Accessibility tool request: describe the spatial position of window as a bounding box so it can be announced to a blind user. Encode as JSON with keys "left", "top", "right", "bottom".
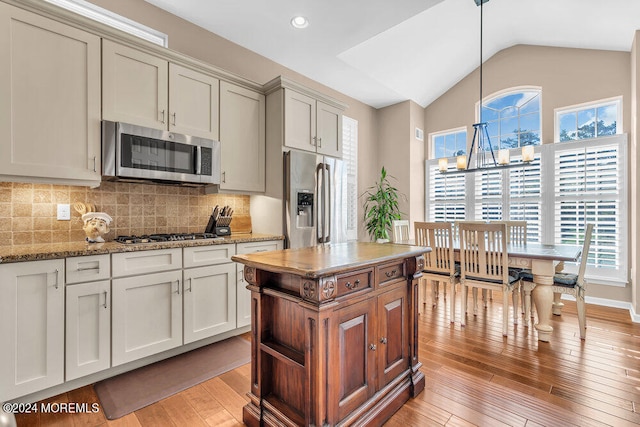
{"left": 481, "top": 89, "right": 541, "bottom": 151}
{"left": 343, "top": 116, "right": 358, "bottom": 241}
{"left": 44, "top": 0, "right": 168, "bottom": 47}
{"left": 556, "top": 97, "right": 621, "bottom": 142}
{"left": 425, "top": 134, "right": 628, "bottom": 285}
{"left": 430, "top": 128, "right": 466, "bottom": 159}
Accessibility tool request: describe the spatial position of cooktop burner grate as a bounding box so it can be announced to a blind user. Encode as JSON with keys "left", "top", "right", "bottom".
{"left": 115, "top": 233, "right": 218, "bottom": 244}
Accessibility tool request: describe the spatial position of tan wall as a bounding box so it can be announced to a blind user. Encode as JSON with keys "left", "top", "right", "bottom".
{"left": 425, "top": 44, "right": 633, "bottom": 304}
{"left": 0, "top": 182, "right": 248, "bottom": 246}
{"left": 409, "top": 100, "right": 426, "bottom": 232}
{"left": 88, "top": 0, "right": 380, "bottom": 241}
{"left": 425, "top": 44, "right": 630, "bottom": 149}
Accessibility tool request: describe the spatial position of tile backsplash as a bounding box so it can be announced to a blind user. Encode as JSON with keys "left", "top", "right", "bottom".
{"left": 0, "top": 182, "right": 249, "bottom": 247}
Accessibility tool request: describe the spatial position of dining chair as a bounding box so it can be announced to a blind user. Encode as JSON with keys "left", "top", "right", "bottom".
{"left": 489, "top": 220, "right": 527, "bottom": 311}
{"left": 519, "top": 223, "right": 593, "bottom": 339}
{"left": 414, "top": 222, "right": 459, "bottom": 322}
{"left": 459, "top": 222, "right": 520, "bottom": 336}
{"left": 392, "top": 220, "right": 410, "bottom": 243}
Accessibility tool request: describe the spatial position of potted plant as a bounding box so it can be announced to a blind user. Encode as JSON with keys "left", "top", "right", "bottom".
{"left": 362, "top": 166, "right": 404, "bottom": 242}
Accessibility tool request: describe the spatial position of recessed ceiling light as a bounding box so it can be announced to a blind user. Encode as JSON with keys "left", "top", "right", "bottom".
{"left": 290, "top": 16, "right": 309, "bottom": 29}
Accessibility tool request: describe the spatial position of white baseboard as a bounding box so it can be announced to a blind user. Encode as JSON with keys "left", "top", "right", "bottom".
{"left": 560, "top": 294, "right": 639, "bottom": 323}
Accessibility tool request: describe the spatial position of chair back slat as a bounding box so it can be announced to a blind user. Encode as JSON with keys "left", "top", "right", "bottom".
{"left": 392, "top": 220, "right": 410, "bottom": 243}
{"left": 459, "top": 223, "right": 508, "bottom": 283}
{"left": 414, "top": 222, "right": 455, "bottom": 275}
{"left": 490, "top": 220, "right": 527, "bottom": 244}
{"left": 577, "top": 223, "right": 594, "bottom": 285}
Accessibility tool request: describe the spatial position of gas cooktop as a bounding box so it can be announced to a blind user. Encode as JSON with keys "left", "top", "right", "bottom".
{"left": 115, "top": 233, "right": 223, "bottom": 244}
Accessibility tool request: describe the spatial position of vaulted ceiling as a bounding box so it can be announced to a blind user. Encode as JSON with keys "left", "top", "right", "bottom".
{"left": 144, "top": 0, "right": 640, "bottom": 109}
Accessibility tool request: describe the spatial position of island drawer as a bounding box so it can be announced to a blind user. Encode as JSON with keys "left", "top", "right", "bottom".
{"left": 377, "top": 261, "right": 406, "bottom": 286}
{"left": 336, "top": 268, "right": 372, "bottom": 297}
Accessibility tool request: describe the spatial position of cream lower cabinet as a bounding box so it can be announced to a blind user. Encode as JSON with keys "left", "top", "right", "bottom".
{"left": 111, "top": 249, "right": 183, "bottom": 366}
{"left": 0, "top": 260, "right": 64, "bottom": 401}
{"left": 219, "top": 81, "right": 265, "bottom": 192}
{"left": 183, "top": 263, "right": 236, "bottom": 343}
{"left": 0, "top": 2, "right": 101, "bottom": 186}
{"left": 65, "top": 254, "right": 111, "bottom": 381}
{"left": 235, "top": 240, "right": 283, "bottom": 327}
{"left": 183, "top": 244, "right": 237, "bottom": 343}
{"left": 103, "top": 40, "right": 219, "bottom": 140}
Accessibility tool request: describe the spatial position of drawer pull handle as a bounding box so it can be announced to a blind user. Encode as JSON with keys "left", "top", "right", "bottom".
{"left": 175, "top": 280, "right": 181, "bottom": 295}
{"left": 345, "top": 279, "right": 361, "bottom": 290}
{"left": 186, "top": 278, "right": 192, "bottom": 293}
{"left": 77, "top": 266, "right": 99, "bottom": 271}
{"left": 160, "top": 109, "right": 166, "bottom": 124}
{"left": 103, "top": 291, "right": 108, "bottom": 309}
{"left": 385, "top": 269, "right": 398, "bottom": 278}
{"left": 52, "top": 269, "right": 59, "bottom": 289}
{"left": 369, "top": 344, "right": 377, "bottom": 351}
{"left": 380, "top": 337, "right": 387, "bottom": 344}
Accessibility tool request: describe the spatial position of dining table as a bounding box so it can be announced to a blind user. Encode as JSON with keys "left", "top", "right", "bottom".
{"left": 402, "top": 239, "right": 582, "bottom": 342}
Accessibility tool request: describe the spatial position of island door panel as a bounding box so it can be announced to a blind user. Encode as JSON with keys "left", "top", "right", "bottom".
{"left": 378, "top": 285, "right": 409, "bottom": 389}
{"left": 332, "top": 298, "right": 376, "bottom": 421}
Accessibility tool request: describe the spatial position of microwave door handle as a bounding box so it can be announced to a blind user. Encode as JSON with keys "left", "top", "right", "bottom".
{"left": 195, "top": 146, "right": 202, "bottom": 175}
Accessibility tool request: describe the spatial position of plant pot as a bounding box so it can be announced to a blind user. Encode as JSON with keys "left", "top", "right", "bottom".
{"left": 376, "top": 238, "right": 390, "bottom": 244}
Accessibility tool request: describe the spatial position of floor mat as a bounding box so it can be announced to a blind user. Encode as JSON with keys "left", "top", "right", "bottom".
{"left": 94, "top": 336, "right": 250, "bottom": 420}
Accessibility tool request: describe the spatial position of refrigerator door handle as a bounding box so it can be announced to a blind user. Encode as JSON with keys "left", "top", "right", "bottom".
{"left": 325, "top": 163, "right": 331, "bottom": 243}
{"left": 316, "top": 162, "right": 324, "bottom": 243}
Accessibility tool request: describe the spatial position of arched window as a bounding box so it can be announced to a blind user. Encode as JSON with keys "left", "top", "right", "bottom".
{"left": 480, "top": 88, "right": 541, "bottom": 150}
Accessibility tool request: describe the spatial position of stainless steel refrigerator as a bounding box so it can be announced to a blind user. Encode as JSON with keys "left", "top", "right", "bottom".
{"left": 284, "top": 150, "right": 348, "bottom": 249}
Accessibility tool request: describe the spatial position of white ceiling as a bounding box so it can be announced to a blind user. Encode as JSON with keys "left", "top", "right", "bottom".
{"left": 144, "top": 0, "right": 640, "bottom": 109}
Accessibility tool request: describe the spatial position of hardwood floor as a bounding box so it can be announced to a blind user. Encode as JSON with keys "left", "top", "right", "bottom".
{"left": 14, "top": 290, "right": 640, "bottom": 426}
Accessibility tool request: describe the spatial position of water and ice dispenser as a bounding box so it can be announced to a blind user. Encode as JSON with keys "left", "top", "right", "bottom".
{"left": 296, "top": 191, "right": 314, "bottom": 228}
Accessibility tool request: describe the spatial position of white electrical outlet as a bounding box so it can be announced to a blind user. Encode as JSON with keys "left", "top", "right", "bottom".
{"left": 57, "top": 204, "right": 71, "bottom": 220}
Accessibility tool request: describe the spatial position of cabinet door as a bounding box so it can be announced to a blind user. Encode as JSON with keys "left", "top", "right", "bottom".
{"left": 284, "top": 89, "right": 316, "bottom": 152}
{"left": 65, "top": 280, "right": 110, "bottom": 381}
{"left": 183, "top": 263, "right": 236, "bottom": 344}
{"left": 169, "top": 63, "right": 219, "bottom": 140}
{"left": 102, "top": 39, "right": 168, "bottom": 130}
{"left": 220, "top": 81, "right": 265, "bottom": 192}
{"left": 112, "top": 270, "right": 182, "bottom": 366}
{"left": 0, "top": 3, "right": 101, "bottom": 183}
{"left": 236, "top": 240, "right": 283, "bottom": 327}
{"left": 316, "top": 101, "right": 342, "bottom": 158}
{"left": 377, "top": 285, "right": 409, "bottom": 389}
{"left": 331, "top": 298, "right": 376, "bottom": 421}
{"left": 0, "top": 260, "right": 64, "bottom": 401}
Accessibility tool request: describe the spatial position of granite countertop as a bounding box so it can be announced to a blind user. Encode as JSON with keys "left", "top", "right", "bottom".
{"left": 0, "top": 233, "right": 284, "bottom": 264}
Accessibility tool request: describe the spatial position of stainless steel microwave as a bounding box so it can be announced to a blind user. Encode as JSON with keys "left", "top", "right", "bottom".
{"left": 102, "top": 121, "right": 221, "bottom": 186}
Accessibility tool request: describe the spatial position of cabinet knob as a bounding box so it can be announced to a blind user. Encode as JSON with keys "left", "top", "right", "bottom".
{"left": 380, "top": 337, "right": 387, "bottom": 344}
{"left": 369, "top": 344, "right": 377, "bottom": 351}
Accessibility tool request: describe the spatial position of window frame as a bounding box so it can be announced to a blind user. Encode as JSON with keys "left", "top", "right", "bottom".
{"left": 476, "top": 86, "right": 543, "bottom": 150}
{"left": 428, "top": 126, "right": 467, "bottom": 160}
{"left": 554, "top": 96, "right": 622, "bottom": 143}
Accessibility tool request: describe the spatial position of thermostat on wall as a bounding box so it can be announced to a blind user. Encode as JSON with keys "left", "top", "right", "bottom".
{"left": 415, "top": 127, "right": 424, "bottom": 141}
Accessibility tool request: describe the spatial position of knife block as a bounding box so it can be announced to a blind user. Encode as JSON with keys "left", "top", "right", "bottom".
{"left": 214, "top": 216, "right": 232, "bottom": 236}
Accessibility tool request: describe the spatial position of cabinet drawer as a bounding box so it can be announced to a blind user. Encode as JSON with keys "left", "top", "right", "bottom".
{"left": 183, "top": 244, "right": 235, "bottom": 268}
{"left": 236, "top": 240, "right": 283, "bottom": 255}
{"left": 66, "top": 254, "right": 110, "bottom": 284}
{"left": 377, "top": 261, "right": 405, "bottom": 286}
{"left": 336, "top": 268, "right": 372, "bottom": 297}
{"left": 112, "top": 248, "right": 182, "bottom": 278}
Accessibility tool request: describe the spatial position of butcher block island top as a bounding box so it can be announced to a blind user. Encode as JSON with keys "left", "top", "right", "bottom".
{"left": 233, "top": 242, "right": 430, "bottom": 427}
{"left": 231, "top": 241, "right": 430, "bottom": 278}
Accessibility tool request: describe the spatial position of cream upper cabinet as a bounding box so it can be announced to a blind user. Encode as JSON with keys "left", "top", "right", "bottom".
{"left": 169, "top": 63, "right": 219, "bottom": 140}
{"left": 103, "top": 40, "right": 220, "bottom": 140}
{"left": 0, "top": 3, "right": 101, "bottom": 186}
{"left": 102, "top": 40, "right": 168, "bottom": 130}
{"left": 219, "top": 81, "right": 265, "bottom": 192}
{"left": 284, "top": 88, "right": 343, "bottom": 158}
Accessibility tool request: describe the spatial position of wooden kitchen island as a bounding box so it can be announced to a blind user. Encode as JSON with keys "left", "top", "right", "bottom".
{"left": 232, "top": 242, "right": 428, "bottom": 426}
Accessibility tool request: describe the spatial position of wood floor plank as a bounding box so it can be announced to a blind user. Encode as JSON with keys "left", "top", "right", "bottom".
{"left": 132, "top": 403, "right": 175, "bottom": 427}
{"left": 200, "top": 376, "right": 247, "bottom": 423}
{"left": 66, "top": 385, "right": 106, "bottom": 427}
{"left": 159, "top": 393, "right": 208, "bottom": 427}
{"left": 179, "top": 383, "right": 225, "bottom": 421}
